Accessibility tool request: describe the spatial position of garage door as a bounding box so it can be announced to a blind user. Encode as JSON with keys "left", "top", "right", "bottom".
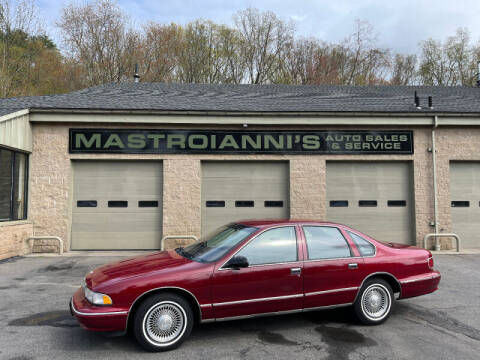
{"left": 72, "top": 161, "right": 163, "bottom": 250}
{"left": 201, "top": 162, "right": 289, "bottom": 236}
{"left": 326, "top": 162, "right": 414, "bottom": 244}
{"left": 450, "top": 162, "right": 480, "bottom": 249}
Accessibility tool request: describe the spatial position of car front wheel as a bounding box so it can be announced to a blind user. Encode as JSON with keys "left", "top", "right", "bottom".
{"left": 133, "top": 293, "right": 194, "bottom": 351}
{"left": 354, "top": 278, "right": 393, "bottom": 325}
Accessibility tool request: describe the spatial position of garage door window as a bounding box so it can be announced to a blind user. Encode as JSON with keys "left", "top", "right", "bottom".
{"left": 359, "top": 200, "right": 377, "bottom": 207}
{"left": 235, "top": 200, "right": 254, "bottom": 207}
{"left": 347, "top": 231, "right": 376, "bottom": 256}
{"left": 0, "top": 148, "right": 28, "bottom": 221}
{"left": 77, "top": 200, "right": 97, "bottom": 207}
{"left": 303, "top": 226, "right": 352, "bottom": 260}
{"left": 330, "top": 200, "right": 348, "bottom": 207}
{"left": 108, "top": 200, "right": 128, "bottom": 207}
{"left": 138, "top": 201, "right": 158, "bottom": 207}
{"left": 236, "top": 227, "right": 297, "bottom": 265}
{"left": 451, "top": 201, "right": 469, "bottom": 207}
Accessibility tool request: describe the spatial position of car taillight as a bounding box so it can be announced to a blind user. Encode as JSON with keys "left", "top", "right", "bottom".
{"left": 428, "top": 256, "right": 434, "bottom": 270}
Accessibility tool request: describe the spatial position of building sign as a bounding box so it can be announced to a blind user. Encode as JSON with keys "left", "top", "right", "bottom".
{"left": 69, "top": 129, "right": 413, "bottom": 155}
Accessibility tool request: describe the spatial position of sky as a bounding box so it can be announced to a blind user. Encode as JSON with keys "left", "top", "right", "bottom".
{"left": 37, "top": 0, "right": 480, "bottom": 54}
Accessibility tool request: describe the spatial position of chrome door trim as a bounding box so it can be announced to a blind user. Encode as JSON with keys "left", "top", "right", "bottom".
{"left": 220, "top": 260, "right": 302, "bottom": 271}
{"left": 212, "top": 293, "right": 304, "bottom": 307}
{"left": 303, "top": 302, "right": 353, "bottom": 312}
{"left": 305, "top": 286, "right": 359, "bottom": 297}
{"left": 201, "top": 302, "right": 354, "bottom": 323}
{"left": 218, "top": 225, "right": 299, "bottom": 270}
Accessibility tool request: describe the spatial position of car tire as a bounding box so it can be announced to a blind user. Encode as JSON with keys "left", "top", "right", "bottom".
{"left": 133, "top": 293, "right": 194, "bottom": 352}
{"left": 354, "top": 278, "right": 394, "bottom": 325}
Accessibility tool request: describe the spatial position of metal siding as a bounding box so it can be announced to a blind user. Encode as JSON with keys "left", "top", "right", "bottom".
{"left": 450, "top": 162, "right": 480, "bottom": 249}
{"left": 72, "top": 161, "right": 163, "bottom": 250}
{"left": 326, "top": 162, "right": 414, "bottom": 244}
{"left": 0, "top": 111, "right": 32, "bottom": 152}
{"left": 201, "top": 161, "right": 289, "bottom": 235}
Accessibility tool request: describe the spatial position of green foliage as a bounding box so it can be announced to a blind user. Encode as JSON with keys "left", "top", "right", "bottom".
{"left": 3, "top": 0, "right": 480, "bottom": 99}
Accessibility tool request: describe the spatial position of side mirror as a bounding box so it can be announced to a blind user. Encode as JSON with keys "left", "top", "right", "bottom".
{"left": 224, "top": 255, "right": 249, "bottom": 270}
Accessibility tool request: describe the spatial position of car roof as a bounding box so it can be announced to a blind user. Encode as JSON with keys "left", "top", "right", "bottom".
{"left": 236, "top": 219, "right": 345, "bottom": 228}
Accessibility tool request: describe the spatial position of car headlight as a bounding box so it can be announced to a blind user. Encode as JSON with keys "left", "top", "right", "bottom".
{"left": 83, "top": 282, "right": 113, "bottom": 306}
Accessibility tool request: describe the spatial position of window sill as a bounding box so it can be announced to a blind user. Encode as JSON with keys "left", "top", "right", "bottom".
{"left": 0, "top": 220, "right": 32, "bottom": 227}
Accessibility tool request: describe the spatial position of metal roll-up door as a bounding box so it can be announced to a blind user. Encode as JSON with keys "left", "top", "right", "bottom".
{"left": 450, "top": 162, "right": 480, "bottom": 249}
{"left": 327, "top": 161, "right": 414, "bottom": 244}
{"left": 201, "top": 161, "right": 289, "bottom": 236}
{"left": 72, "top": 161, "right": 163, "bottom": 250}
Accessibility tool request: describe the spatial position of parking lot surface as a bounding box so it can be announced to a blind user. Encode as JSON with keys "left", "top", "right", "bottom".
{"left": 0, "top": 254, "right": 478, "bottom": 360}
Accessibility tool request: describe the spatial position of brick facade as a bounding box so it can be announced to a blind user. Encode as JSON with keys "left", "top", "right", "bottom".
{"left": 0, "top": 222, "right": 33, "bottom": 260}
{"left": 2, "top": 120, "right": 479, "bottom": 258}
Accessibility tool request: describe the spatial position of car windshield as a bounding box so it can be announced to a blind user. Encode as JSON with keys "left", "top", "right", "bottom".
{"left": 176, "top": 224, "right": 258, "bottom": 263}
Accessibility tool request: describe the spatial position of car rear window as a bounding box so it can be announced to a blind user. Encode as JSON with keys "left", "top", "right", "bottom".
{"left": 347, "top": 231, "right": 376, "bottom": 256}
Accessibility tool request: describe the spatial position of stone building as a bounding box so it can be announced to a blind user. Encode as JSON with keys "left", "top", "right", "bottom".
{"left": 0, "top": 83, "right": 479, "bottom": 259}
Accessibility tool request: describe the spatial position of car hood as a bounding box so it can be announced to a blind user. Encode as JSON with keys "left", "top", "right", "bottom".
{"left": 85, "top": 250, "right": 191, "bottom": 290}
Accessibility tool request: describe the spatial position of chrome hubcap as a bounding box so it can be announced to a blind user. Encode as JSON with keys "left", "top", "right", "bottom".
{"left": 361, "top": 284, "right": 390, "bottom": 320}
{"left": 144, "top": 302, "right": 186, "bottom": 345}
{"left": 158, "top": 314, "right": 173, "bottom": 331}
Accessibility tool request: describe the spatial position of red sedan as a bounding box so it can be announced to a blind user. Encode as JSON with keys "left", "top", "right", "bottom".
{"left": 70, "top": 220, "right": 440, "bottom": 351}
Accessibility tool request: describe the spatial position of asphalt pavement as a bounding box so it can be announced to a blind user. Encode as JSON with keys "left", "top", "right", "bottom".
{"left": 0, "top": 254, "right": 478, "bottom": 360}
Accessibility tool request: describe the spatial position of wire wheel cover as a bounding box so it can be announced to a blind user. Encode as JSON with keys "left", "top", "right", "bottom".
{"left": 144, "top": 302, "right": 186, "bottom": 344}
{"left": 361, "top": 285, "right": 390, "bottom": 320}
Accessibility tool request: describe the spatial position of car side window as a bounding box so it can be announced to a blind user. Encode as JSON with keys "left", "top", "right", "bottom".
{"left": 235, "top": 227, "right": 297, "bottom": 266}
{"left": 348, "top": 231, "right": 375, "bottom": 256}
{"left": 303, "top": 226, "right": 352, "bottom": 260}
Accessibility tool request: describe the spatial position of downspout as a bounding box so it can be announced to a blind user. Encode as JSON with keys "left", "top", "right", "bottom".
{"left": 432, "top": 115, "right": 440, "bottom": 251}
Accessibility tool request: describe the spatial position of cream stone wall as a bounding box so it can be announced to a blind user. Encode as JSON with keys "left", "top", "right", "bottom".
{"left": 19, "top": 120, "right": 480, "bottom": 256}
{"left": 0, "top": 222, "right": 33, "bottom": 260}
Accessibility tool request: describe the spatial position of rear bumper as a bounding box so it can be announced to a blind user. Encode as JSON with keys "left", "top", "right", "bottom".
{"left": 399, "top": 271, "right": 441, "bottom": 299}
{"left": 70, "top": 287, "right": 128, "bottom": 332}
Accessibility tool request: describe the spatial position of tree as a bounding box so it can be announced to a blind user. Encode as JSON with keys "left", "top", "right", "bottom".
{"left": 140, "top": 22, "right": 182, "bottom": 82}
{"left": 390, "top": 54, "right": 417, "bottom": 85}
{"left": 419, "top": 28, "right": 476, "bottom": 86}
{"left": 234, "top": 8, "right": 293, "bottom": 84}
{"left": 338, "top": 19, "right": 391, "bottom": 85}
{"left": 58, "top": 0, "right": 140, "bottom": 86}
{"left": 0, "top": 0, "right": 44, "bottom": 97}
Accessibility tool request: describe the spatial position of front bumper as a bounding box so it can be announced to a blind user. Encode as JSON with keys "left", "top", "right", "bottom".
{"left": 70, "top": 287, "right": 129, "bottom": 332}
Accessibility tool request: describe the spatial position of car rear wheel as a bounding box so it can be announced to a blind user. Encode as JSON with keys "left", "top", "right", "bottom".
{"left": 354, "top": 278, "right": 393, "bottom": 325}
{"left": 133, "top": 293, "right": 193, "bottom": 351}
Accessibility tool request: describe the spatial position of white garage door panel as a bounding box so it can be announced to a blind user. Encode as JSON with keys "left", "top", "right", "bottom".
{"left": 72, "top": 161, "right": 162, "bottom": 250}
{"left": 202, "top": 162, "right": 289, "bottom": 236}
{"left": 327, "top": 162, "right": 414, "bottom": 244}
{"left": 450, "top": 162, "right": 480, "bottom": 249}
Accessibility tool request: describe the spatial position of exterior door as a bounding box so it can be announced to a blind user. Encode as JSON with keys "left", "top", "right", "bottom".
{"left": 450, "top": 162, "right": 480, "bottom": 249}
{"left": 326, "top": 161, "right": 414, "bottom": 244}
{"left": 201, "top": 161, "right": 289, "bottom": 236}
{"left": 301, "top": 225, "right": 365, "bottom": 309}
{"left": 211, "top": 226, "right": 303, "bottom": 319}
{"left": 72, "top": 161, "right": 163, "bottom": 250}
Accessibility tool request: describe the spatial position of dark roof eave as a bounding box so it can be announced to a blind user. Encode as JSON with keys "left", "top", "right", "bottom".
{"left": 27, "top": 107, "right": 480, "bottom": 118}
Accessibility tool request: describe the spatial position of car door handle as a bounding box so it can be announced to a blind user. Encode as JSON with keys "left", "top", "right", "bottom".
{"left": 290, "top": 267, "right": 302, "bottom": 276}
{"left": 348, "top": 263, "right": 358, "bottom": 269}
